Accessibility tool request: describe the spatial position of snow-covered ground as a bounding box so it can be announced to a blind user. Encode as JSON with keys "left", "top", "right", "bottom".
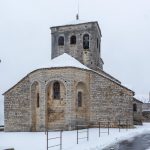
{"left": 0, "top": 123, "right": 150, "bottom": 150}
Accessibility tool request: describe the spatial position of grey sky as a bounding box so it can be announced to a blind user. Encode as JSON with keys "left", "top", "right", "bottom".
{"left": 0, "top": 0, "right": 150, "bottom": 108}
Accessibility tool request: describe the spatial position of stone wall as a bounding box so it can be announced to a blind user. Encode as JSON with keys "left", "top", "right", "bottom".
{"left": 133, "top": 98, "right": 143, "bottom": 125}
{"left": 28, "top": 67, "right": 90, "bottom": 131}
{"left": 89, "top": 72, "right": 134, "bottom": 127}
{"left": 4, "top": 67, "right": 134, "bottom": 131}
{"left": 142, "top": 103, "right": 150, "bottom": 122}
{"left": 4, "top": 77, "right": 31, "bottom": 131}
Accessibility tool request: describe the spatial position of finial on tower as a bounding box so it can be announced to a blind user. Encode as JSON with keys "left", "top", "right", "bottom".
{"left": 76, "top": 14, "right": 79, "bottom": 20}
{"left": 76, "top": 0, "right": 79, "bottom": 20}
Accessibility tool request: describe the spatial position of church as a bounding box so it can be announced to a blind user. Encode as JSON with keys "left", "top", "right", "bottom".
{"left": 3, "top": 20, "right": 134, "bottom": 131}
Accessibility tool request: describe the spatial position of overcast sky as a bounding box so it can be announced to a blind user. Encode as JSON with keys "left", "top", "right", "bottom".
{"left": 0, "top": 0, "right": 150, "bottom": 114}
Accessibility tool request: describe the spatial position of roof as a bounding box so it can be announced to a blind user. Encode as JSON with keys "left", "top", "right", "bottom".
{"left": 47, "top": 53, "right": 90, "bottom": 70}
{"left": 3, "top": 53, "right": 134, "bottom": 96}
{"left": 50, "top": 20, "right": 102, "bottom": 37}
{"left": 133, "top": 97, "right": 143, "bottom": 103}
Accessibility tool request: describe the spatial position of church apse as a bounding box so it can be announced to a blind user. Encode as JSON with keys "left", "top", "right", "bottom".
{"left": 46, "top": 80, "right": 66, "bottom": 130}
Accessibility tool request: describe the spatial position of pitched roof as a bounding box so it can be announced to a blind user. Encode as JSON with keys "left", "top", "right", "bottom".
{"left": 48, "top": 53, "right": 90, "bottom": 70}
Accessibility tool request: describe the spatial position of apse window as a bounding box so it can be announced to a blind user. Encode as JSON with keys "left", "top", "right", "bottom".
{"left": 37, "top": 93, "right": 39, "bottom": 108}
{"left": 58, "top": 36, "right": 64, "bottom": 46}
{"left": 78, "top": 91, "right": 82, "bottom": 107}
{"left": 53, "top": 82, "right": 60, "bottom": 99}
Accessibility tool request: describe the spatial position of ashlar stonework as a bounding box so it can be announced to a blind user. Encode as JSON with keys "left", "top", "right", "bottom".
{"left": 3, "top": 21, "right": 135, "bottom": 131}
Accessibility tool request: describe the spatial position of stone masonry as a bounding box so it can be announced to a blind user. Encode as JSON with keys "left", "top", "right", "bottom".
{"left": 3, "top": 21, "right": 134, "bottom": 131}
{"left": 4, "top": 67, "right": 134, "bottom": 131}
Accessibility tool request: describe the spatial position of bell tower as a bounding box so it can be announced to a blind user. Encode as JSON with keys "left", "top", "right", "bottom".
{"left": 50, "top": 21, "right": 104, "bottom": 70}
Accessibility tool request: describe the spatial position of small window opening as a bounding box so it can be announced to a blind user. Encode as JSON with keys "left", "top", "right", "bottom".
{"left": 53, "top": 82, "right": 60, "bottom": 99}
{"left": 83, "top": 34, "right": 89, "bottom": 49}
{"left": 70, "top": 35, "right": 76, "bottom": 44}
{"left": 78, "top": 91, "right": 82, "bottom": 107}
{"left": 58, "top": 36, "right": 64, "bottom": 46}
{"left": 133, "top": 103, "right": 137, "bottom": 112}
{"left": 37, "top": 93, "right": 39, "bottom": 108}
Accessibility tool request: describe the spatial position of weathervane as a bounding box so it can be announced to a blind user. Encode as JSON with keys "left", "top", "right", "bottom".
{"left": 76, "top": 0, "right": 79, "bottom": 20}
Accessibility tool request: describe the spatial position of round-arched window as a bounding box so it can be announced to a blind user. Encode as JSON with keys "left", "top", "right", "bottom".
{"left": 53, "top": 81, "right": 60, "bottom": 99}
{"left": 58, "top": 36, "right": 64, "bottom": 46}
{"left": 70, "top": 35, "right": 76, "bottom": 44}
{"left": 83, "top": 34, "right": 89, "bottom": 49}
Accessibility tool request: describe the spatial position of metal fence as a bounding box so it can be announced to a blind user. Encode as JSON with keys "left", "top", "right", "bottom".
{"left": 45, "top": 119, "right": 130, "bottom": 149}
{"left": 76, "top": 124, "right": 89, "bottom": 144}
{"left": 46, "top": 129, "right": 63, "bottom": 150}
{"left": 118, "top": 119, "right": 129, "bottom": 132}
{"left": 98, "top": 121, "right": 110, "bottom": 137}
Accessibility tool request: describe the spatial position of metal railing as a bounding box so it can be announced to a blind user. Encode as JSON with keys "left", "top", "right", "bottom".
{"left": 46, "top": 129, "right": 63, "bottom": 150}
{"left": 98, "top": 121, "right": 110, "bottom": 137}
{"left": 76, "top": 124, "right": 89, "bottom": 144}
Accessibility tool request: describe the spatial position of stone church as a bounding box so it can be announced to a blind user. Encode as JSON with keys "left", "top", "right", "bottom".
{"left": 3, "top": 21, "right": 134, "bottom": 131}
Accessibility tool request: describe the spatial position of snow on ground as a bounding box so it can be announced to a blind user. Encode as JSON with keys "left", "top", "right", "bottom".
{"left": 0, "top": 123, "right": 150, "bottom": 150}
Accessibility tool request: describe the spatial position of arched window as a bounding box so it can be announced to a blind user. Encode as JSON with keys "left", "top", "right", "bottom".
{"left": 70, "top": 35, "right": 76, "bottom": 44}
{"left": 37, "top": 93, "right": 39, "bottom": 108}
{"left": 133, "top": 103, "right": 137, "bottom": 112}
{"left": 78, "top": 91, "right": 82, "bottom": 107}
{"left": 58, "top": 36, "right": 64, "bottom": 46}
{"left": 53, "top": 82, "right": 60, "bottom": 99}
{"left": 97, "top": 38, "right": 99, "bottom": 49}
{"left": 83, "top": 34, "right": 89, "bottom": 49}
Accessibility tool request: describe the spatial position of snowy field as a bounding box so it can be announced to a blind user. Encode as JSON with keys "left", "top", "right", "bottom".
{"left": 0, "top": 123, "right": 150, "bottom": 150}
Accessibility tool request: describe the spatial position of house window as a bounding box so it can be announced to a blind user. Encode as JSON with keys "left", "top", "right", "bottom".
{"left": 37, "top": 93, "right": 39, "bottom": 108}
{"left": 53, "top": 82, "right": 60, "bottom": 99}
{"left": 58, "top": 36, "right": 64, "bottom": 46}
{"left": 133, "top": 103, "right": 137, "bottom": 112}
{"left": 78, "top": 91, "right": 82, "bottom": 107}
{"left": 70, "top": 35, "right": 76, "bottom": 44}
{"left": 83, "top": 34, "right": 89, "bottom": 49}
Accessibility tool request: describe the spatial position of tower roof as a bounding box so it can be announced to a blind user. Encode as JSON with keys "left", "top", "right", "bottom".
{"left": 50, "top": 20, "right": 101, "bottom": 33}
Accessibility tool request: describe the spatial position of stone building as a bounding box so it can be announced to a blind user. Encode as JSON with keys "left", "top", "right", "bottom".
{"left": 133, "top": 98, "right": 143, "bottom": 125}
{"left": 142, "top": 103, "right": 150, "bottom": 122}
{"left": 3, "top": 21, "right": 134, "bottom": 131}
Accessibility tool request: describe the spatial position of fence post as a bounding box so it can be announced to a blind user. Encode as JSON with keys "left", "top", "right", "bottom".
{"left": 119, "top": 120, "right": 120, "bottom": 132}
{"left": 126, "top": 120, "right": 128, "bottom": 131}
{"left": 87, "top": 125, "right": 89, "bottom": 141}
{"left": 60, "top": 130, "right": 62, "bottom": 150}
{"left": 46, "top": 130, "right": 48, "bottom": 150}
{"left": 108, "top": 121, "right": 109, "bottom": 135}
{"left": 77, "top": 124, "right": 78, "bottom": 144}
{"left": 99, "top": 122, "right": 100, "bottom": 137}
